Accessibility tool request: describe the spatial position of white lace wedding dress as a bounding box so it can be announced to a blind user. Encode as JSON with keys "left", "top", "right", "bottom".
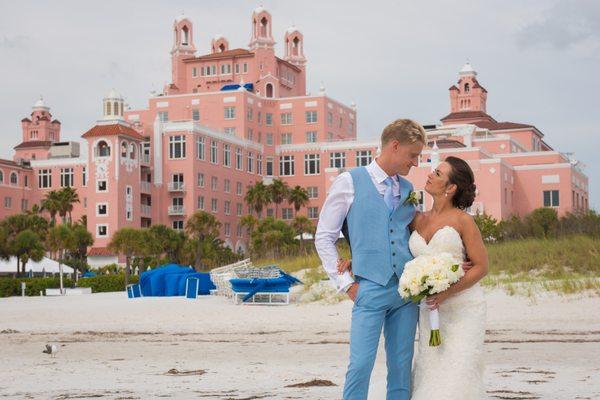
{"left": 409, "top": 225, "right": 488, "bottom": 399}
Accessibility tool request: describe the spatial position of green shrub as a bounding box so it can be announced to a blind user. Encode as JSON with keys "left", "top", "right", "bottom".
{"left": 77, "top": 274, "right": 139, "bottom": 293}
{"left": 0, "top": 274, "right": 139, "bottom": 297}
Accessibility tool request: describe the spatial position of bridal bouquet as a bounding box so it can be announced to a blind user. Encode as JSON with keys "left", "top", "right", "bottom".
{"left": 399, "top": 252, "right": 464, "bottom": 346}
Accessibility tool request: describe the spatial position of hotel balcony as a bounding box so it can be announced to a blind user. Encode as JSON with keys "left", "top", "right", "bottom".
{"left": 141, "top": 153, "right": 151, "bottom": 165}
{"left": 168, "top": 182, "right": 185, "bottom": 192}
{"left": 140, "top": 181, "right": 151, "bottom": 193}
{"left": 141, "top": 204, "right": 151, "bottom": 216}
{"left": 168, "top": 205, "right": 185, "bottom": 215}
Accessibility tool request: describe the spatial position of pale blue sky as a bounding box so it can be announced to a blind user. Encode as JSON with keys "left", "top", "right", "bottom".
{"left": 1, "top": 0, "right": 598, "bottom": 210}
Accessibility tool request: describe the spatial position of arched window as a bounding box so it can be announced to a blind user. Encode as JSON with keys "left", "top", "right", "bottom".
{"left": 260, "top": 17, "right": 268, "bottom": 36}
{"left": 292, "top": 37, "right": 300, "bottom": 56}
{"left": 10, "top": 172, "right": 18, "bottom": 185}
{"left": 121, "top": 141, "right": 128, "bottom": 157}
{"left": 106, "top": 101, "right": 112, "bottom": 115}
{"left": 219, "top": 43, "right": 225, "bottom": 52}
{"left": 113, "top": 101, "right": 119, "bottom": 116}
{"left": 97, "top": 140, "right": 110, "bottom": 157}
{"left": 266, "top": 83, "right": 274, "bottom": 98}
{"left": 182, "top": 26, "right": 189, "bottom": 45}
{"left": 0, "top": 170, "right": 4, "bottom": 183}
{"left": 464, "top": 83, "right": 470, "bottom": 93}
{"left": 129, "top": 143, "right": 136, "bottom": 159}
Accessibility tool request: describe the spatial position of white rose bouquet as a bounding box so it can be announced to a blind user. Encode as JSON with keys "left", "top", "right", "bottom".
{"left": 399, "top": 252, "right": 464, "bottom": 346}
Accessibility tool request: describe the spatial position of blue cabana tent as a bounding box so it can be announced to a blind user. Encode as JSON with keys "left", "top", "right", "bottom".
{"left": 220, "top": 83, "right": 254, "bottom": 91}
{"left": 81, "top": 271, "right": 97, "bottom": 278}
{"left": 139, "top": 264, "right": 216, "bottom": 297}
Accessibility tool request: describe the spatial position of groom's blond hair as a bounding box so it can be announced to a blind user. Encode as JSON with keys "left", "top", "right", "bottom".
{"left": 381, "top": 119, "right": 427, "bottom": 146}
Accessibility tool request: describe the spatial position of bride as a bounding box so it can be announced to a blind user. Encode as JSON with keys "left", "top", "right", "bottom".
{"left": 338, "top": 156, "right": 489, "bottom": 399}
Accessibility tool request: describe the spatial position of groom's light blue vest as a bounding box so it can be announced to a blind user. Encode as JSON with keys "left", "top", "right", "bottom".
{"left": 346, "top": 167, "right": 416, "bottom": 286}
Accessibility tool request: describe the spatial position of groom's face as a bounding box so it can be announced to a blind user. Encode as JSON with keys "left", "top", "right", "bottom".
{"left": 391, "top": 141, "right": 424, "bottom": 176}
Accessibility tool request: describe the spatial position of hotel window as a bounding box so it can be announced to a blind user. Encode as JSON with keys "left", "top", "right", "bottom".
{"left": 306, "top": 131, "right": 317, "bottom": 143}
{"left": 257, "top": 154, "right": 263, "bottom": 175}
{"left": 21, "top": 199, "right": 28, "bottom": 211}
{"left": 327, "top": 112, "right": 333, "bottom": 126}
{"left": 60, "top": 168, "right": 74, "bottom": 187}
{"left": 192, "top": 109, "right": 200, "bottom": 121}
{"left": 304, "top": 154, "right": 320, "bottom": 175}
{"left": 237, "top": 224, "right": 243, "bottom": 237}
{"left": 281, "top": 112, "right": 292, "bottom": 125}
{"left": 224, "top": 201, "right": 231, "bottom": 215}
{"left": 97, "top": 180, "right": 107, "bottom": 192}
{"left": 356, "top": 150, "right": 372, "bottom": 166}
{"left": 0, "top": 170, "right": 3, "bottom": 183}
{"left": 235, "top": 63, "right": 240, "bottom": 74}
{"left": 327, "top": 132, "right": 334, "bottom": 141}
{"left": 543, "top": 190, "right": 559, "bottom": 207}
{"left": 197, "top": 173, "right": 205, "bottom": 187}
{"left": 4, "top": 197, "right": 12, "bottom": 209}
{"left": 172, "top": 220, "right": 184, "bottom": 230}
{"left": 247, "top": 128, "right": 253, "bottom": 141}
{"left": 329, "top": 152, "right": 346, "bottom": 169}
{"left": 82, "top": 167, "right": 87, "bottom": 186}
{"left": 120, "top": 141, "right": 128, "bottom": 158}
{"left": 267, "top": 208, "right": 274, "bottom": 217}
{"left": 201, "top": 66, "right": 205, "bottom": 76}
{"left": 282, "top": 208, "right": 293, "bottom": 220}
{"left": 243, "top": 62, "right": 248, "bottom": 73}
{"left": 97, "top": 203, "right": 108, "bottom": 216}
{"left": 266, "top": 113, "right": 273, "bottom": 126}
{"left": 349, "top": 122, "right": 354, "bottom": 133}
{"left": 306, "top": 111, "right": 318, "bottom": 123}
{"left": 281, "top": 132, "right": 292, "bottom": 145}
{"left": 9, "top": 172, "right": 18, "bottom": 186}
{"left": 196, "top": 136, "right": 205, "bottom": 160}
{"left": 224, "top": 223, "right": 231, "bottom": 237}
{"left": 38, "top": 169, "right": 52, "bottom": 188}
{"left": 247, "top": 108, "right": 253, "bottom": 121}
{"left": 211, "top": 198, "right": 218, "bottom": 213}
{"left": 211, "top": 176, "right": 218, "bottom": 191}
{"left": 224, "top": 127, "right": 235, "bottom": 135}
{"left": 307, "top": 186, "right": 319, "bottom": 199}
{"left": 224, "top": 179, "right": 231, "bottom": 193}
{"left": 24, "top": 176, "right": 28, "bottom": 187}
{"left": 266, "top": 157, "right": 274, "bottom": 176}
{"left": 279, "top": 155, "right": 295, "bottom": 176}
{"left": 211, "top": 65, "right": 216, "bottom": 75}
{"left": 223, "top": 144, "right": 231, "bottom": 167}
{"left": 266, "top": 133, "right": 273, "bottom": 146}
{"left": 158, "top": 111, "right": 168, "bottom": 122}
{"left": 192, "top": 67, "right": 197, "bottom": 77}
{"left": 210, "top": 140, "right": 218, "bottom": 164}
{"left": 221, "top": 64, "right": 231, "bottom": 74}
{"left": 247, "top": 152, "right": 254, "bottom": 173}
{"left": 169, "top": 135, "right": 186, "bottom": 159}
{"left": 236, "top": 182, "right": 242, "bottom": 196}
{"left": 224, "top": 106, "right": 236, "bottom": 120}
{"left": 97, "top": 224, "right": 108, "bottom": 237}
{"left": 308, "top": 207, "right": 319, "bottom": 219}
{"left": 235, "top": 148, "right": 243, "bottom": 170}
{"left": 197, "top": 196, "right": 205, "bottom": 210}
{"left": 236, "top": 203, "right": 243, "bottom": 216}
{"left": 257, "top": 111, "right": 262, "bottom": 125}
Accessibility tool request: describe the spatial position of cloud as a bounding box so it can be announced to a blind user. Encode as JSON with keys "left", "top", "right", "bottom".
{"left": 516, "top": 0, "right": 600, "bottom": 50}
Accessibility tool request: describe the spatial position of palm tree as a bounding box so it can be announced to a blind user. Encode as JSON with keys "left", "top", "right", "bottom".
{"left": 268, "top": 179, "right": 290, "bottom": 219}
{"left": 291, "top": 215, "right": 316, "bottom": 252}
{"left": 240, "top": 214, "right": 258, "bottom": 236}
{"left": 244, "top": 181, "right": 271, "bottom": 218}
{"left": 147, "top": 224, "right": 182, "bottom": 265}
{"left": 109, "top": 228, "right": 145, "bottom": 287}
{"left": 41, "top": 191, "right": 61, "bottom": 225}
{"left": 288, "top": 185, "right": 310, "bottom": 216}
{"left": 46, "top": 225, "right": 75, "bottom": 294}
{"left": 70, "top": 224, "right": 93, "bottom": 282}
{"left": 185, "top": 211, "right": 221, "bottom": 271}
{"left": 11, "top": 230, "right": 45, "bottom": 278}
{"left": 57, "top": 187, "right": 80, "bottom": 223}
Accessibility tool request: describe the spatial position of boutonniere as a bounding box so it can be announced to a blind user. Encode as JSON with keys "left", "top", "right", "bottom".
{"left": 403, "top": 190, "right": 419, "bottom": 207}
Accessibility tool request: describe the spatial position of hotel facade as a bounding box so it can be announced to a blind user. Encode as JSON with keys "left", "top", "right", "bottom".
{"left": 0, "top": 8, "right": 589, "bottom": 267}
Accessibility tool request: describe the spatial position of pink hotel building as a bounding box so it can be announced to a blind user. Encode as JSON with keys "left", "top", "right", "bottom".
{"left": 1, "top": 8, "right": 589, "bottom": 268}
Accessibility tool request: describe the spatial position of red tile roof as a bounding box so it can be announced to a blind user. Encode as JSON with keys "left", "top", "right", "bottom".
{"left": 183, "top": 48, "right": 254, "bottom": 62}
{"left": 21, "top": 118, "right": 31, "bottom": 122}
{"left": 88, "top": 247, "right": 116, "bottom": 257}
{"left": 472, "top": 121, "right": 535, "bottom": 131}
{"left": 14, "top": 140, "right": 52, "bottom": 149}
{"left": 82, "top": 123, "right": 144, "bottom": 140}
{"left": 275, "top": 57, "right": 301, "bottom": 72}
{"left": 440, "top": 111, "right": 496, "bottom": 122}
{"left": 449, "top": 85, "right": 459, "bottom": 91}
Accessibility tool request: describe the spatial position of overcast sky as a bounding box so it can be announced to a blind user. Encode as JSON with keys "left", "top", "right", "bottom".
{"left": 1, "top": 0, "right": 598, "bottom": 210}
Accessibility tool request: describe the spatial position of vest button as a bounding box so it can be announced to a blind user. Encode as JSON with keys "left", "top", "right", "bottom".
{"left": 390, "top": 229, "right": 394, "bottom": 233}
{"left": 392, "top": 253, "right": 396, "bottom": 256}
{"left": 391, "top": 241, "right": 395, "bottom": 245}
{"left": 393, "top": 264, "right": 397, "bottom": 268}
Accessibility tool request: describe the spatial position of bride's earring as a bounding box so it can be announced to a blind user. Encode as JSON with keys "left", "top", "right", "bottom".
{"left": 444, "top": 192, "right": 448, "bottom": 197}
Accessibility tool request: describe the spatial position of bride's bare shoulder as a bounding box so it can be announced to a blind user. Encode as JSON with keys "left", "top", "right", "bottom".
{"left": 454, "top": 209, "right": 476, "bottom": 232}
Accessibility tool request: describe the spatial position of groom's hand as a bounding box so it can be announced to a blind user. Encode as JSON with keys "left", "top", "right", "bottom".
{"left": 461, "top": 258, "right": 474, "bottom": 272}
{"left": 347, "top": 282, "right": 359, "bottom": 302}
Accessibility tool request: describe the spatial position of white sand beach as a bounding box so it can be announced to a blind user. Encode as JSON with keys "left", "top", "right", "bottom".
{"left": 1, "top": 289, "right": 599, "bottom": 400}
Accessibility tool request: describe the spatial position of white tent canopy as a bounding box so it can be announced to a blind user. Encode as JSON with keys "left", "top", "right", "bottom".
{"left": 0, "top": 257, "right": 74, "bottom": 274}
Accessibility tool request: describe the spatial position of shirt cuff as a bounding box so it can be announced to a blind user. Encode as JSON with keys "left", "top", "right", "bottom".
{"left": 337, "top": 274, "right": 356, "bottom": 293}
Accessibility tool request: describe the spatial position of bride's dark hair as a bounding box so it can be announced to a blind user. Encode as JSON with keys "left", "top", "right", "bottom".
{"left": 444, "top": 156, "right": 476, "bottom": 210}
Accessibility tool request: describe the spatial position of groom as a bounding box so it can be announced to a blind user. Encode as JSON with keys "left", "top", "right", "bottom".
{"left": 315, "top": 119, "right": 426, "bottom": 400}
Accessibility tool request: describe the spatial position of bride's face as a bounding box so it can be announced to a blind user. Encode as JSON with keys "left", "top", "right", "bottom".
{"left": 424, "top": 162, "right": 455, "bottom": 197}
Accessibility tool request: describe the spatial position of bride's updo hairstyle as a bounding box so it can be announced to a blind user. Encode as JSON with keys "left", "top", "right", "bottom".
{"left": 445, "top": 156, "right": 476, "bottom": 210}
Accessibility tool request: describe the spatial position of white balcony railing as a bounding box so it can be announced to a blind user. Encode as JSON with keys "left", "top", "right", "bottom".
{"left": 140, "top": 181, "right": 151, "bottom": 193}
{"left": 168, "top": 205, "right": 185, "bottom": 215}
{"left": 141, "top": 154, "right": 150, "bottom": 164}
{"left": 141, "top": 204, "right": 151, "bottom": 215}
{"left": 168, "top": 182, "right": 185, "bottom": 192}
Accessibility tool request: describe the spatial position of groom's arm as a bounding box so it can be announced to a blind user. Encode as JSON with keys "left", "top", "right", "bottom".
{"left": 315, "top": 172, "right": 355, "bottom": 293}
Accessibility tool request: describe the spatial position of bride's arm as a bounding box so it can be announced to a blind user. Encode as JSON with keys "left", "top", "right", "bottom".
{"left": 426, "top": 213, "right": 488, "bottom": 310}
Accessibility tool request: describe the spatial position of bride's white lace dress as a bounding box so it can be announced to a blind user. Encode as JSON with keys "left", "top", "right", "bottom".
{"left": 409, "top": 225, "right": 488, "bottom": 399}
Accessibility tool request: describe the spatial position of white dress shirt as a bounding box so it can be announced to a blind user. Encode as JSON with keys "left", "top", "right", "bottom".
{"left": 315, "top": 159, "right": 402, "bottom": 292}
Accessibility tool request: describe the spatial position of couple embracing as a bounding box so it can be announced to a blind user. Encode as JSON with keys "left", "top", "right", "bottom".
{"left": 315, "top": 119, "right": 489, "bottom": 399}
